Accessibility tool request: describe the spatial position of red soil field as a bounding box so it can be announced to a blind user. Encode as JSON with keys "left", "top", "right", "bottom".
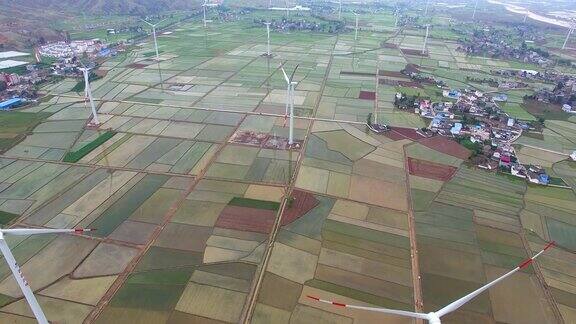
{"left": 387, "top": 127, "right": 425, "bottom": 141}
{"left": 126, "top": 63, "right": 148, "bottom": 69}
{"left": 400, "top": 48, "right": 430, "bottom": 57}
{"left": 216, "top": 206, "right": 276, "bottom": 234}
{"left": 215, "top": 190, "right": 318, "bottom": 234}
{"left": 359, "top": 91, "right": 376, "bottom": 100}
{"left": 378, "top": 70, "right": 405, "bottom": 78}
{"left": 281, "top": 190, "right": 318, "bottom": 226}
{"left": 419, "top": 136, "right": 471, "bottom": 160}
{"left": 408, "top": 158, "right": 457, "bottom": 181}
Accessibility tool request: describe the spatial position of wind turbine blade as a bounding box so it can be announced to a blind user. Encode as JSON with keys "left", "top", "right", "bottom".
{"left": 280, "top": 67, "right": 290, "bottom": 84}
{"left": 436, "top": 241, "right": 555, "bottom": 318}
{"left": 154, "top": 18, "right": 169, "bottom": 26}
{"left": 0, "top": 239, "right": 48, "bottom": 324}
{"left": 289, "top": 64, "right": 299, "bottom": 82}
{"left": 2, "top": 228, "right": 96, "bottom": 236}
{"left": 139, "top": 18, "right": 153, "bottom": 27}
{"left": 307, "top": 296, "right": 430, "bottom": 320}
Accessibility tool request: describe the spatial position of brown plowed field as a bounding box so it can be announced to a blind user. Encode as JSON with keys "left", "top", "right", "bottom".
{"left": 419, "top": 136, "right": 471, "bottom": 160}
{"left": 408, "top": 157, "right": 457, "bottom": 181}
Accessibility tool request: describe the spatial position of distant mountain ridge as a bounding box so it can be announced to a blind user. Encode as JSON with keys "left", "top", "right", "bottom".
{"left": 1, "top": 0, "right": 204, "bottom": 15}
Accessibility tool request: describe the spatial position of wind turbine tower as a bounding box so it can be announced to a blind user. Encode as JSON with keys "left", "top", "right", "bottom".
{"left": 395, "top": 8, "right": 400, "bottom": 28}
{"left": 562, "top": 26, "right": 574, "bottom": 50}
{"left": 281, "top": 65, "right": 298, "bottom": 146}
{"left": 338, "top": 0, "right": 342, "bottom": 19}
{"left": 472, "top": 0, "right": 479, "bottom": 20}
{"left": 424, "top": 0, "right": 430, "bottom": 17}
{"left": 265, "top": 22, "right": 272, "bottom": 56}
{"left": 308, "top": 241, "right": 555, "bottom": 324}
{"left": 0, "top": 227, "right": 95, "bottom": 324}
{"left": 354, "top": 12, "right": 359, "bottom": 41}
{"left": 80, "top": 67, "right": 100, "bottom": 126}
{"left": 422, "top": 25, "right": 430, "bottom": 55}
{"left": 140, "top": 18, "right": 166, "bottom": 90}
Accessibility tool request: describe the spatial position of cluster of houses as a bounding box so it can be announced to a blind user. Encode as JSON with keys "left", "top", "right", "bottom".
{"left": 0, "top": 65, "right": 50, "bottom": 104}
{"left": 38, "top": 40, "right": 111, "bottom": 59}
{"left": 254, "top": 18, "right": 344, "bottom": 33}
{"left": 396, "top": 88, "right": 561, "bottom": 185}
{"left": 456, "top": 27, "right": 553, "bottom": 67}
{"left": 401, "top": 68, "right": 446, "bottom": 88}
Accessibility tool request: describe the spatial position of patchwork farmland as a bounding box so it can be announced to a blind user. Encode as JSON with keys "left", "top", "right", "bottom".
{"left": 0, "top": 4, "right": 575, "bottom": 324}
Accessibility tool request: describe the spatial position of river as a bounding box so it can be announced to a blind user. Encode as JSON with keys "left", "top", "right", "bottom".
{"left": 487, "top": 0, "right": 572, "bottom": 29}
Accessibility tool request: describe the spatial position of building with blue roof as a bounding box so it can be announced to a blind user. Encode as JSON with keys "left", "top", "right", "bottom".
{"left": 0, "top": 98, "right": 22, "bottom": 110}
{"left": 450, "top": 122, "right": 462, "bottom": 135}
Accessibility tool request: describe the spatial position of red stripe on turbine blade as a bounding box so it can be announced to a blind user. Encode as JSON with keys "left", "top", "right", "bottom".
{"left": 306, "top": 295, "right": 320, "bottom": 301}
{"left": 332, "top": 302, "right": 346, "bottom": 307}
{"left": 544, "top": 241, "right": 556, "bottom": 251}
{"left": 518, "top": 258, "right": 534, "bottom": 269}
{"left": 75, "top": 228, "right": 96, "bottom": 233}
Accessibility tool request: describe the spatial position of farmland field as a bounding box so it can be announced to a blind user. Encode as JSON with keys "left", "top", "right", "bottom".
{"left": 0, "top": 3, "right": 575, "bottom": 324}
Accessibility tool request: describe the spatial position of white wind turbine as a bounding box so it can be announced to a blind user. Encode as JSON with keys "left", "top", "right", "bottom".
{"left": 308, "top": 241, "right": 555, "bottom": 324}
{"left": 394, "top": 8, "right": 400, "bottom": 28}
{"left": 338, "top": 0, "right": 342, "bottom": 19}
{"left": 139, "top": 18, "right": 167, "bottom": 62}
{"left": 79, "top": 67, "right": 100, "bottom": 126}
{"left": 472, "top": 0, "right": 479, "bottom": 20}
{"left": 562, "top": 25, "right": 574, "bottom": 50}
{"left": 422, "top": 24, "right": 430, "bottom": 55}
{"left": 424, "top": 0, "right": 430, "bottom": 17}
{"left": 354, "top": 12, "right": 359, "bottom": 41}
{"left": 202, "top": 0, "right": 219, "bottom": 27}
{"left": 140, "top": 18, "right": 167, "bottom": 89}
{"left": 0, "top": 227, "right": 96, "bottom": 324}
{"left": 265, "top": 22, "right": 272, "bottom": 56}
{"left": 280, "top": 64, "right": 299, "bottom": 146}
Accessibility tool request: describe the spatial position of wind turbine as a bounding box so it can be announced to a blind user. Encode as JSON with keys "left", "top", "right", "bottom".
{"left": 265, "top": 22, "right": 272, "bottom": 56}
{"left": 424, "top": 0, "right": 430, "bottom": 17}
{"left": 281, "top": 64, "right": 299, "bottom": 146}
{"left": 422, "top": 25, "right": 430, "bottom": 55}
{"left": 394, "top": 8, "right": 400, "bottom": 28}
{"left": 202, "top": 0, "right": 218, "bottom": 28}
{"left": 308, "top": 241, "right": 555, "bottom": 324}
{"left": 140, "top": 18, "right": 167, "bottom": 90}
{"left": 562, "top": 25, "right": 574, "bottom": 50}
{"left": 0, "top": 227, "right": 95, "bottom": 324}
{"left": 285, "top": 0, "right": 290, "bottom": 17}
{"left": 472, "top": 0, "right": 479, "bottom": 20}
{"left": 79, "top": 67, "right": 100, "bottom": 126}
{"left": 354, "top": 12, "right": 359, "bottom": 41}
{"left": 338, "top": 0, "right": 342, "bottom": 20}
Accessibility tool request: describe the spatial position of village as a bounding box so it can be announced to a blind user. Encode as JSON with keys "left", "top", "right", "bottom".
{"left": 393, "top": 87, "right": 569, "bottom": 186}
